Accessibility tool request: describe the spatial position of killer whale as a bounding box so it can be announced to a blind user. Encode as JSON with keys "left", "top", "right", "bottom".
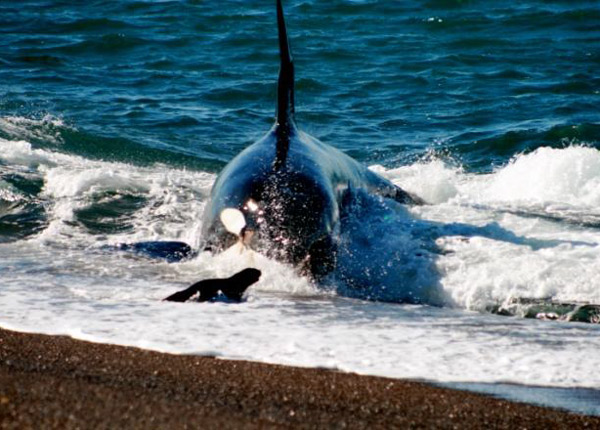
{"left": 202, "top": 0, "right": 423, "bottom": 276}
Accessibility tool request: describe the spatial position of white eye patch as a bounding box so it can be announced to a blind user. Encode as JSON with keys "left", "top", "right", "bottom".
{"left": 220, "top": 208, "right": 246, "bottom": 236}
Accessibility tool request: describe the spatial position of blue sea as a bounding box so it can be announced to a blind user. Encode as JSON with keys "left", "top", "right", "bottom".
{"left": 1, "top": 0, "right": 600, "bottom": 416}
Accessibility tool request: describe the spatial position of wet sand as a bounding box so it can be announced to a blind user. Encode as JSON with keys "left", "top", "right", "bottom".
{"left": 1, "top": 328, "right": 598, "bottom": 429}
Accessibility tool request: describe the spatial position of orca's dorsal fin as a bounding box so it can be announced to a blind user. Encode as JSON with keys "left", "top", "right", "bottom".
{"left": 274, "top": 0, "right": 295, "bottom": 170}
{"left": 276, "top": 0, "right": 294, "bottom": 127}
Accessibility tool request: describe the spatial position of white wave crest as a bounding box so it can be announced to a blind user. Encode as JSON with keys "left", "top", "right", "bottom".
{"left": 487, "top": 146, "right": 600, "bottom": 206}
{"left": 0, "top": 115, "right": 67, "bottom": 145}
{"left": 0, "top": 137, "right": 213, "bottom": 246}
{"left": 375, "top": 146, "right": 600, "bottom": 310}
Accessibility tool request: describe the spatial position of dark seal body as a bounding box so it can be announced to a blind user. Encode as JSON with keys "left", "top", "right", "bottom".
{"left": 164, "top": 268, "right": 261, "bottom": 302}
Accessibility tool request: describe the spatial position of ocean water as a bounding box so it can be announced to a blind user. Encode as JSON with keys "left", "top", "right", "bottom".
{"left": 1, "top": 0, "right": 600, "bottom": 415}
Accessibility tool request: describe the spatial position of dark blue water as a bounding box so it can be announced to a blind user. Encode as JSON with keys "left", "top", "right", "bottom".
{"left": 1, "top": 0, "right": 598, "bottom": 173}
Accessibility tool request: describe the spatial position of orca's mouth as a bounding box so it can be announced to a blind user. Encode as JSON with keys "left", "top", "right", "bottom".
{"left": 216, "top": 204, "right": 336, "bottom": 279}
{"left": 219, "top": 205, "right": 309, "bottom": 263}
{"left": 218, "top": 206, "right": 262, "bottom": 249}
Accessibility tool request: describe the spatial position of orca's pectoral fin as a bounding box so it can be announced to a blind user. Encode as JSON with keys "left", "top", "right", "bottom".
{"left": 393, "top": 186, "right": 426, "bottom": 205}
{"left": 363, "top": 171, "right": 427, "bottom": 206}
{"left": 111, "top": 241, "right": 194, "bottom": 262}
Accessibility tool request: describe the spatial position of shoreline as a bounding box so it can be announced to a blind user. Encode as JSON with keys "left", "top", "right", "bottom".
{"left": 1, "top": 328, "right": 598, "bottom": 429}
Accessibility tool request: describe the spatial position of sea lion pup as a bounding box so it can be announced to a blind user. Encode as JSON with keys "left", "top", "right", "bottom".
{"left": 163, "top": 268, "right": 261, "bottom": 303}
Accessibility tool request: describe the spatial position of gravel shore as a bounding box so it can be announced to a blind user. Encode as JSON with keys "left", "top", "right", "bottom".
{"left": 1, "top": 328, "right": 597, "bottom": 429}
